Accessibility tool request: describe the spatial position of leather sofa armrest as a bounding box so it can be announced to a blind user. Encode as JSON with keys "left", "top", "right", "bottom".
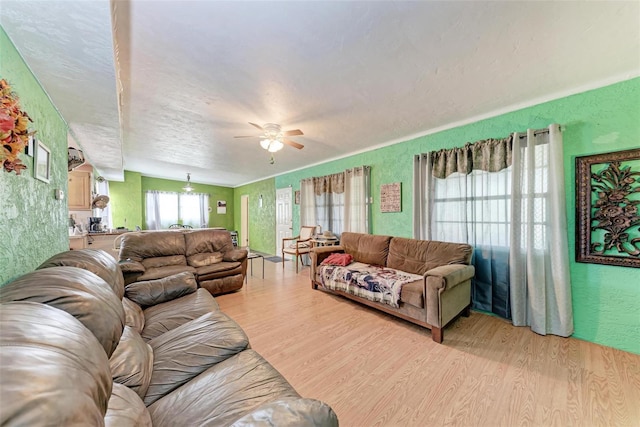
{"left": 125, "top": 272, "right": 197, "bottom": 307}
{"left": 223, "top": 248, "right": 248, "bottom": 262}
{"left": 425, "top": 264, "right": 475, "bottom": 291}
{"left": 119, "top": 260, "right": 146, "bottom": 285}
{"left": 425, "top": 264, "right": 475, "bottom": 328}
{"left": 229, "top": 397, "right": 339, "bottom": 427}
{"left": 310, "top": 246, "right": 345, "bottom": 287}
{"left": 119, "top": 259, "right": 145, "bottom": 274}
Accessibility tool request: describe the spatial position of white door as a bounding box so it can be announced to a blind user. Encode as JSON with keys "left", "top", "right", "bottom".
{"left": 276, "top": 188, "right": 292, "bottom": 257}
{"left": 240, "top": 195, "right": 249, "bottom": 248}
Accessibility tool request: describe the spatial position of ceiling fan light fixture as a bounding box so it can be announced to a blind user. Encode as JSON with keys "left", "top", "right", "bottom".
{"left": 260, "top": 139, "right": 270, "bottom": 150}
{"left": 268, "top": 140, "right": 284, "bottom": 153}
{"left": 183, "top": 173, "right": 194, "bottom": 192}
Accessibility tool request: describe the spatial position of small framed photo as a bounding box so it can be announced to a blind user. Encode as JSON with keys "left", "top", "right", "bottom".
{"left": 34, "top": 140, "right": 51, "bottom": 183}
{"left": 295, "top": 190, "right": 300, "bottom": 205}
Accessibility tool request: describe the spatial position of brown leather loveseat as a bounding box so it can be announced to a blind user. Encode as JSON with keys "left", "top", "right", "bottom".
{"left": 0, "top": 248, "right": 338, "bottom": 426}
{"left": 311, "top": 232, "right": 475, "bottom": 343}
{"left": 118, "top": 229, "right": 247, "bottom": 295}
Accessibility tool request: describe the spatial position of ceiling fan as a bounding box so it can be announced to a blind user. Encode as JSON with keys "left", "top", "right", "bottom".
{"left": 234, "top": 123, "right": 304, "bottom": 152}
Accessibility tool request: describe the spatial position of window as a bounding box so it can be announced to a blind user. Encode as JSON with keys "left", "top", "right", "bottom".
{"left": 145, "top": 191, "right": 209, "bottom": 230}
{"left": 300, "top": 166, "right": 370, "bottom": 236}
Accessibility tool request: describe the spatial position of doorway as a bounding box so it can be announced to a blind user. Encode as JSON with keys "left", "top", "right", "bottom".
{"left": 275, "top": 187, "right": 292, "bottom": 257}
{"left": 240, "top": 195, "right": 249, "bottom": 248}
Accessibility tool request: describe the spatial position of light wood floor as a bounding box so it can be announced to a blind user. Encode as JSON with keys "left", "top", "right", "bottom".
{"left": 216, "top": 259, "right": 640, "bottom": 427}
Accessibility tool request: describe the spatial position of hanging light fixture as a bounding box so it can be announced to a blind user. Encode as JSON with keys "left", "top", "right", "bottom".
{"left": 260, "top": 138, "right": 284, "bottom": 153}
{"left": 182, "top": 173, "right": 194, "bottom": 192}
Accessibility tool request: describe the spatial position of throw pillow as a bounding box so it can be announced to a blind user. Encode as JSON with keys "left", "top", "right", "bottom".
{"left": 321, "top": 253, "right": 354, "bottom": 266}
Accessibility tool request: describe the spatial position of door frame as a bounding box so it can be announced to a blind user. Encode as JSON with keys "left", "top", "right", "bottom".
{"left": 240, "top": 194, "right": 249, "bottom": 248}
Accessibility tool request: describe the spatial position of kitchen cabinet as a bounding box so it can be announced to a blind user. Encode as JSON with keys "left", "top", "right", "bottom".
{"left": 68, "top": 171, "right": 91, "bottom": 210}
{"left": 87, "top": 233, "right": 121, "bottom": 259}
{"left": 69, "top": 235, "right": 87, "bottom": 250}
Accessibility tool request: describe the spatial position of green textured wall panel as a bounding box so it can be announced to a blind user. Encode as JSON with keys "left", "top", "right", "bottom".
{"left": 276, "top": 78, "right": 640, "bottom": 353}
{"left": 0, "top": 28, "right": 68, "bottom": 284}
{"left": 141, "top": 176, "right": 234, "bottom": 229}
{"left": 233, "top": 178, "right": 275, "bottom": 254}
{"left": 108, "top": 170, "right": 142, "bottom": 229}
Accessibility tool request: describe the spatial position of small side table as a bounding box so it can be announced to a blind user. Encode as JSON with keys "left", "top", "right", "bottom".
{"left": 246, "top": 253, "right": 264, "bottom": 282}
{"left": 311, "top": 237, "right": 340, "bottom": 248}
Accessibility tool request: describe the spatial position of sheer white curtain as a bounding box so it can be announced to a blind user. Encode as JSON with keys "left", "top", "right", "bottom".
{"left": 300, "top": 178, "right": 317, "bottom": 228}
{"left": 179, "top": 193, "right": 209, "bottom": 228}
{"left": 344, "top": 166, "right": 371, "bottom": 233}
{"left": 413, "top": 124, "right": 573, "bottom": 336}
{"left": 510, "top": 125, "right": 573, "bottom": 336}
{"left": 300, "top": 166, "right": 370, "bottom": 237}
{"left": 146, "top": 191, "right": 178, "bottom": 230}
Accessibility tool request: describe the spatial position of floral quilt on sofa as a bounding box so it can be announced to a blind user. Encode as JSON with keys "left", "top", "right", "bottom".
{"left": 318, "top": 262, "right": 423, "bottom": 308}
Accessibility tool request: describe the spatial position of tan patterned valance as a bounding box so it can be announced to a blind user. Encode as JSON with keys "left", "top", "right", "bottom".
{"left": 430, "top": 136, "right": 513, "bottom": 178}
{"left": 301, "top": 166, "right": 370, "bottom": 196}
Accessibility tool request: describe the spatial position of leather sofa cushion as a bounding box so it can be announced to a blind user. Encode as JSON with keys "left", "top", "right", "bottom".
{"left": 125, "top": 272, "right": 197, "bottom": 307}
{"left": 184, "top": 229, "right": 234, "bottom": 257}
{"left": 144, "top": 312, "right": 250, "bottom": 406}
{"left": 187, "top": 252, "right": 223, "bottom": 267}
{"left": 141, "top": 289, "right": 220, "bottom": 341}
{"left": 122, "top": 297, "right": 145, "bottom": 333}
{"left": 196, "top": 261, "right": 241, "bottom": 277}
{"left": 38, "top": 249, "right": 125, "bottom": 300}
{"left": 387, "top": 238, "right": 473, "bottom": 275}
{"left": 137, "top": 265, "right": 196, "bottom": 282}
{"left": 109, "top": 326, "right": 154, "bottom": 399}
{"left": 119, "top": 231, "right": 186, "bottom": 262}
{"left": 229, "top": 398, "right": 339, "bottom": 427}
{"left": 105, "top": 383, "right": 152, "bottom": 427}
{"left": 0, "top": 302, "right": 112, "bottom": 425}
{"left": 340, "top": 232, "right": 392, "bottom": 267}
{"left": 0, "top": 267, "right": 125, "bottom": 358}
{"left": 141, "top": 255, "right": 187, "bottom": 269}
{"left": 147, "top": 350, "right": 300, "bottom": 427}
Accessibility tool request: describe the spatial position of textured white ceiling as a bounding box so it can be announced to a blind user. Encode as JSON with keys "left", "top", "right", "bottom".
{"left": 2, "top": 1, "right": 639, "bottom": 186}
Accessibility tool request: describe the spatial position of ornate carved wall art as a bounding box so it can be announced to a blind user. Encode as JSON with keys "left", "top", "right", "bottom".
{"left": 576, "top": 148, "right": 640, "bottom": 268}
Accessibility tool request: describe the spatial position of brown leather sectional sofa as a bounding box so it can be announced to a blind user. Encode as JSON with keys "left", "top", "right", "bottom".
{"left": 118, "top": 229, "right": 247, "bottom": 295}
{"left": 311, "top": 232, "right": 475, "bottom": 343}
{"left": 0, "top": 249, "right": 338, "bottom": 426}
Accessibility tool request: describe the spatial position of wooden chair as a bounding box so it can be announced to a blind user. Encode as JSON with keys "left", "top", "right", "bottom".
{"left": 282, "top": 225, "right": 317, "bottom": 273}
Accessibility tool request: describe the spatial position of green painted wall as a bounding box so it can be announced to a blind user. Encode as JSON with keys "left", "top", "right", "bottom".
{"left": 276, "top": 78, "right": 640, "bottom": 353}
{"left": 0, "top": 28, "right": 69, "bottom": 284}
{"left": 233, "top": 178, "right": 276, "bottom": 254}
{"left": 141, "top": 176, "right": 234, "bottom": 229}
{"left": 108, "top": 170, "right": 142, "bottom": 229}
{"left": 109, "top": 172, "right": 235, "bottom": 230}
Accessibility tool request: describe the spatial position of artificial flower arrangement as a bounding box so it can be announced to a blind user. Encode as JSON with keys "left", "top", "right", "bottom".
{"left": 1, "top": 78, "right": 34, "bottom": 174}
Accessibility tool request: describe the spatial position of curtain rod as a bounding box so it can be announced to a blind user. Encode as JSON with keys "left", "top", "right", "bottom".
{"left": 517, "top": 125, "right": 564, "bottom": 139}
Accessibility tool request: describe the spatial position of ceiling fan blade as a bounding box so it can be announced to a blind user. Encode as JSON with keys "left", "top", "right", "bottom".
{"left": 234, "top": 135, "right": 259, "bottom": 138}
{"left": 248, "top": 122, "right": 264, "bottom": 131}
{"left": 283, "top": 138, "right": 304, "bottom": 149}
{"left": 283, "top": 129, "right": 304, "bottom": 137}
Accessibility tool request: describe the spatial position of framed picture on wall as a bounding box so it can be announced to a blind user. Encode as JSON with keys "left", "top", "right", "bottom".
{"left": 295, "top": 190, "right": 300, "bottom": 205}
{"left": 34, "top": 140, "right": 51, "bottom": 183}
{"left": 575, "top": 148, "right": 640, "bottom": 268}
